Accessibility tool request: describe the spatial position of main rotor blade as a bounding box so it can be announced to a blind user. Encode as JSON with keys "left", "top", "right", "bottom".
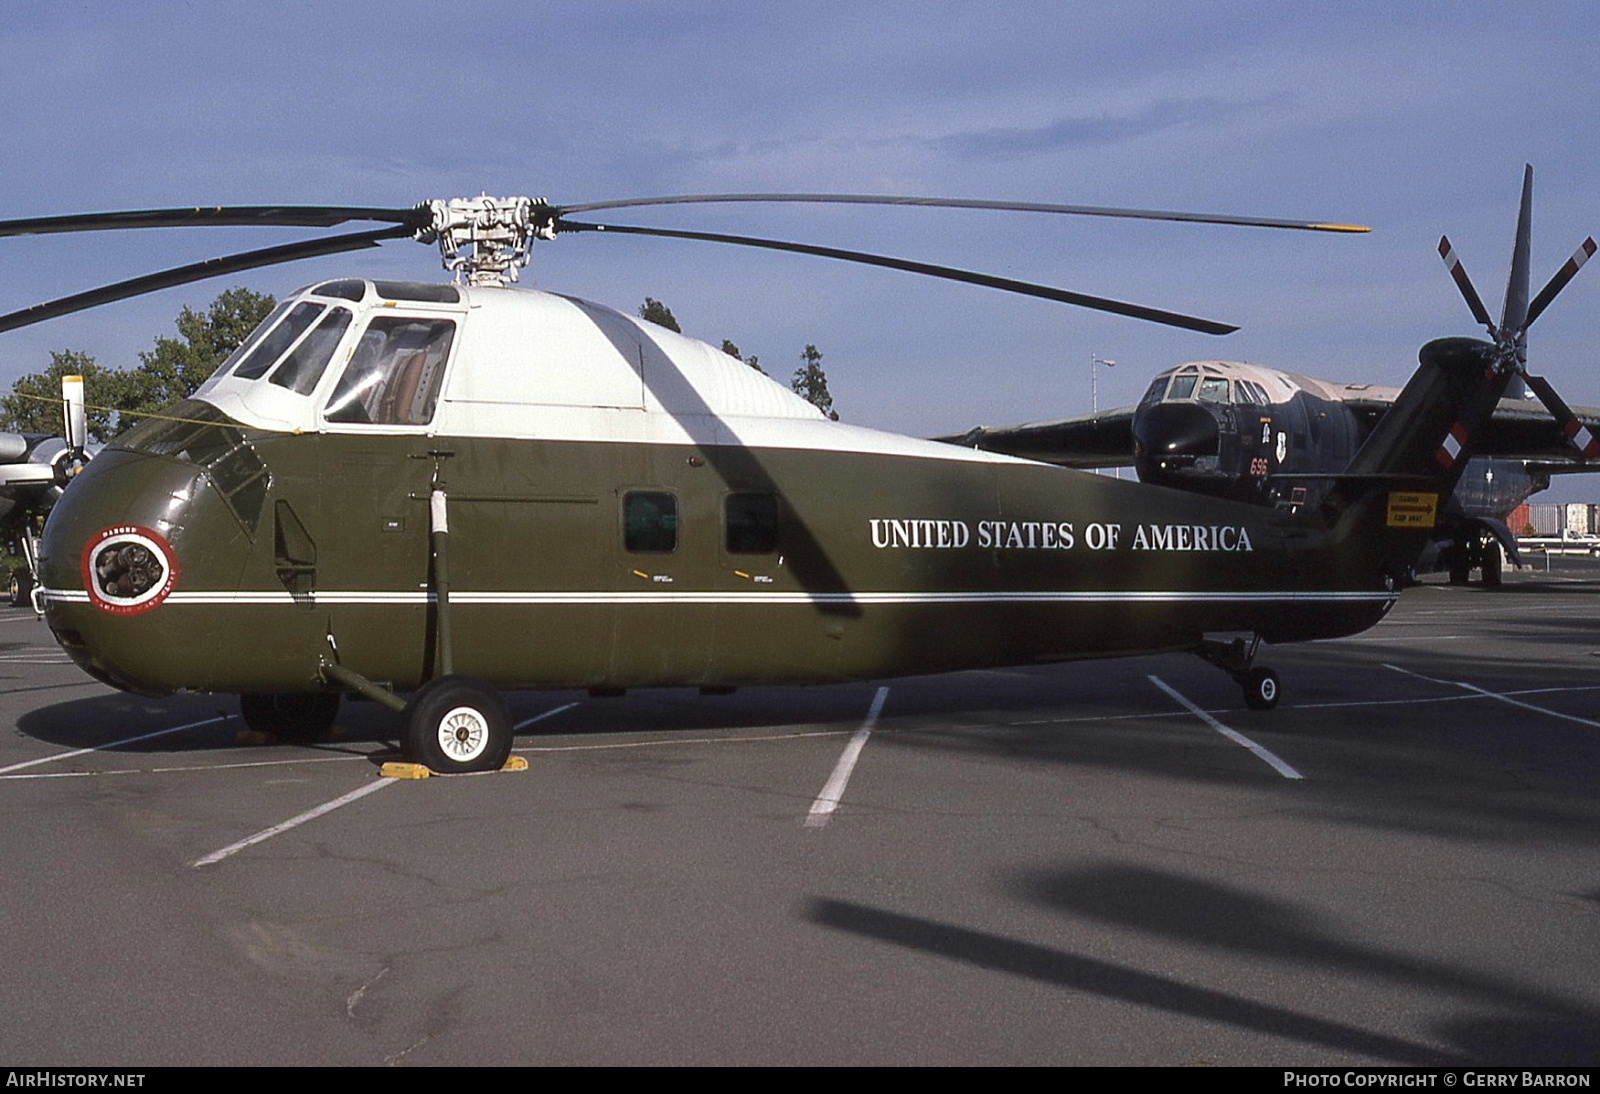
{"left": 1439, "top": 235, "right": 1495, "bottom": 333}
{"left": 0, "top": 205, "right": 423, "bottom": 238}
{"left": 1500, "top": 164, "right": 1534, "bottom": 336}
{"left": 557, "top": 219, "right": 1238, "bottom": 334}
{"left": 553, "top": 193, "right": 1370, "bottom": 234}
{"left": 0, "top": 226, "right": 412, "bottom": 334}
{"left": 1525, "top": 237, "right": 1598, "bottom": 328}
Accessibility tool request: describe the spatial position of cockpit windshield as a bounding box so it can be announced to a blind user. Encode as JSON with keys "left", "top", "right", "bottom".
{"left": 323, "top": 317, "right": 455, "bottom": 426}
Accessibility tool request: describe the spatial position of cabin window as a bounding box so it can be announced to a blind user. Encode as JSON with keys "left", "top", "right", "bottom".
{"left": 268, "top": 307, "right": 352, "bottom": 395}
{"left": 624, "top": 491, "right": 678, "bottom": 553}
{"left": 233, "top": 303, "right": 325, "bottom": 380}
{"left": 324, "top": 317, "right": 456, "bottom": 426}
{"left": 725, "top": 493, "right": 778, "bottom": 554}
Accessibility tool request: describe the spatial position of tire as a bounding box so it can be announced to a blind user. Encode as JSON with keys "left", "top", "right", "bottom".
{"left": 1481, "top": 543, "right": 1503, "bottom": 588}
{"left": 9, "top": 569, "right": 32, "bottom": 608}
{"left": 240, "top": 692, "right": 341, "bottom": 741}
{"left": 404, "top": 675, "right": 512, "bottom": 774}
{"left": 1242, "top": 666, "right": 1280, "bottom": 711}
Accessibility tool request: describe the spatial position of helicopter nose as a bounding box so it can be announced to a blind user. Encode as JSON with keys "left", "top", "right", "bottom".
{"left": 37, "top": 448, "right": 219, "bottom": 694}
{"left": 1132, "top": 402, "right": 1220, "bottom": 463}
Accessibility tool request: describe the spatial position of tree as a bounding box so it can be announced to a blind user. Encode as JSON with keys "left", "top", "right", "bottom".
{"left": 639, "top": 297, "right": 681, "bottom": 332}
{"left": 791, "top": 344, "right": 838, "bottom": 420}
{"left": 720, "top": 338, "right": 764, "bottom": 374}
{"left": 0, "top": 287, "right": 276, "bottom": 440}
{"left": 0, "top": 350, "right": 124, "bottom": 443}
{"left": 117, "top": 287, "right": 276, "bottom": 423}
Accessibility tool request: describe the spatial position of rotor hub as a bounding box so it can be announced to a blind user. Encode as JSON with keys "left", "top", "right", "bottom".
{"left": 414, "top": 196, "right": 555, "bottom": 286}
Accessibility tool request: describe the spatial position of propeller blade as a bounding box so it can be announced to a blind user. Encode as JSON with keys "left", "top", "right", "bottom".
{"left": 1500, "top": 164, "right": 1535, "bottom": 337}
{"left": 1439, "top": 235, "right": 1495, "bottom": 333}
{"left": 557, "top": 218, "right": 1237, "bottom": 334}
{"left": 61, "top": 375, "right": 86, "bottom": 453}
{"left": 553, "top": 192, "right": 1370, "bottom": 234}
{"left": 0, "top": 205, "right": 423, "bottom": 237}
{"left": 0, "top": 226, "right": 411, "bottom": 334}
{"left": 1525, "top": 237, "right": 1598, "bottom": 328}
{"left": 1523, "top": 372, "right": 1600, "bottom": 460}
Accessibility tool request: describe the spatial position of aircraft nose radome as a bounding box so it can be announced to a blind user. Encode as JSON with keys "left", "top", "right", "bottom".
{"left": 37, "top": 448, "right": 222, "bottom": 695}
{"left": 1132, "top": 401, "right": 1220, "bottom": 458}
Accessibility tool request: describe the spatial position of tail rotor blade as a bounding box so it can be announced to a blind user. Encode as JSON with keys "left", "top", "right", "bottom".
{"left": 1526, "top": 237, "right": 1597, "bottom": 328}
{"left": 1522, "top": 372, "right": 1600, "bottom": 460}
{"left": 1439, "top": 235, "right": 1495, "bottom": 332}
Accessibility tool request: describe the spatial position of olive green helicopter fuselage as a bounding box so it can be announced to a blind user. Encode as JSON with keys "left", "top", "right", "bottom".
{"left": 36, "top": 277, "right": 1494, "bottom": 711}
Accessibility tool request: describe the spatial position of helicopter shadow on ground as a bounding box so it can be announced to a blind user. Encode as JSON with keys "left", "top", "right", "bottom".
{"left": 1008, "top": 862, "right": 1600, "bottom": 1064}
{"left": 805, "top": 862, "right": 1600, "bottom": 1064}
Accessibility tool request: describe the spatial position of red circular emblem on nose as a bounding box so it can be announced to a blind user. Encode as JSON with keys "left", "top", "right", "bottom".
{"left": 81, "top": 525, "right": 180, "bottom": 615}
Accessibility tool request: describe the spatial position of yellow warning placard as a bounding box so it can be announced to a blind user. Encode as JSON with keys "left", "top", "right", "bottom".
{"left": 1387, "top": 492, "right": 1438, "bottom": 528}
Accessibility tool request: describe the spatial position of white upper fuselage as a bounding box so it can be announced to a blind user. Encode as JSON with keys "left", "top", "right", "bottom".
{"left": 192, "top": 278, "right": 1016, "bottom": 466}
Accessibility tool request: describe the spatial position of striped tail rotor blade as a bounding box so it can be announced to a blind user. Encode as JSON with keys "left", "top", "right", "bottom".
{"left": 1524, "top": 372, "right": 1600, "bottom": 460}
{"left": 1439, "top": 235, "right": 1496, "bottom": 333}
{"left": 1525, "top": 237, "right": 1598, "bottom": 328}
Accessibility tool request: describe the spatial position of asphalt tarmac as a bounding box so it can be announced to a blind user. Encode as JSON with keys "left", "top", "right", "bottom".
{"left": 2, "top": 560, "right": 1598, "bottom": 1066}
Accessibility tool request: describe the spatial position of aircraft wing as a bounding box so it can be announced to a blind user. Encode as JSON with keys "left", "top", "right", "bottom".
{"left": 932, "top": 405, "right": 1136, "bottom": 468}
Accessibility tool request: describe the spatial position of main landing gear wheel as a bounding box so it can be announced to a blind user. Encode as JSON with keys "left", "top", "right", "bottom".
{"left": 404, "top": 675, "right": 513, "bottom": 774}
{"left": 240, "top": 692, "right": 341, "bottom": 741}
{"left": 1241, "top": 666, "right": 1280, "bottom": 711}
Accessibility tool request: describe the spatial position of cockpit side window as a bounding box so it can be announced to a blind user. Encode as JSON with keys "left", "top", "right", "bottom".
{"left": 1197, "top": 377, "right": 1230, "bottom": 403}
{"left": 1139, "top": 378, "right": 1167, "bottom": 407}
{"left": 324, "top": 317, "right": 456, "bottom": 426}
{"left": 268, "top": 307, "right": 352, "bottom": 395}
{"left": 233, "top": 303, "right": 325, "bottom": 380}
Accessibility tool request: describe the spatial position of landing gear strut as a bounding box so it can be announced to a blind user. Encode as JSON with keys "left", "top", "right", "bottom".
{"left": 1196, "top": 634, "right": 1281, "bottom": 710}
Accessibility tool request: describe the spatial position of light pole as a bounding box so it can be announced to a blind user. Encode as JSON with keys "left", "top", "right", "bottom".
{"left": 1090, "top": 353, "right": 1115, "bottom": 415}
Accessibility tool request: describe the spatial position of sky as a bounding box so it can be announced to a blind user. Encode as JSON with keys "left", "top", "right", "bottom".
{"left": 2, "top": 1, "right": 1597, "bottom": 494}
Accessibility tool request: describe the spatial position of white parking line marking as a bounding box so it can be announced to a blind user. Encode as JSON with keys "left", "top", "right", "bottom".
{"left": 193, "top": 779, "right": 397, "bottom": 868}
{"left": 0, "top": 715, "right": 231, "bottom": 775}
{"left": 806, "top": 686, "right": 890, "bottom": 828}
{"left": 1383, "top": 663, "right": 1600, "bottom": 729}
{"left": 1148, "top": 676, "right": 1303, "bottom": 780}
{"left": 514, "top": 701, "right": 579, "bottom": 730}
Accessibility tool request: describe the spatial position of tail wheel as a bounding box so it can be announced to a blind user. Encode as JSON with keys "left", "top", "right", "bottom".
{"left": 404, "top": 675, "right": 512, "bottom": 774}
{"left": 1242, "top": 666, "right": 1281, "bottom": 710}
{"left": 240, "top": 692, "right": 341, "bottom": 741}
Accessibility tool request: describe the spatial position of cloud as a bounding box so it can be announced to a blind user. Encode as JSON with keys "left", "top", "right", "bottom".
{"left": 935, "top": 99, "right": 1237, "bottom": 161}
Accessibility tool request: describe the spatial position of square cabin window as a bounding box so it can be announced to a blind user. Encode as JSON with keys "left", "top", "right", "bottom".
{"left": 625, "top": 491, "right": 678, "bottom": 553}
{"left": 324, "top": 317, "right": 455, "bottom": 426}
{"left": 725, "top": 493, "right": 778, "bottom": 554}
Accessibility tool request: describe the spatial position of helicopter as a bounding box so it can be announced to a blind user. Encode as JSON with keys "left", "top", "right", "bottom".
{"left": 943, "top": 167, "right": 1600, "bottom": 588}
{"left": 0, "top": 189, "right": 1565, "bottom": 774}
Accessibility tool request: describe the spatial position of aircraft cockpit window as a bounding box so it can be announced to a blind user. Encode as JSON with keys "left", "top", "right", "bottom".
{"left": 205, "top": 300, "right": 293, "bottom": 383}
{"left": 312, "top": 280, "right": 366, "bottom": 302}
{"left": 725, "top": 493, "right": 778, "bottom": 554}
{"left": 323, "top": 317, "right": 456, "bottom": 426}
{"left": 624, "top": 491, "right": 678, "bottom": 553}
{"left": 1197, "top": 377, "right": 1230, "bottom": 403}
{"left": 372, "top": 281, "right": 461, "bottom": 304}
{"left": 233, "top": 303, "right": 325, "bottom": 381}
{"left": 1139, "top": 378, "right": 1167, "bottom": 407}
{"left": 268, "top": 307, "right": 352, "bottom": 395}
{"left": 1167, "top": 374, "right": 1198, "bottom": 400}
